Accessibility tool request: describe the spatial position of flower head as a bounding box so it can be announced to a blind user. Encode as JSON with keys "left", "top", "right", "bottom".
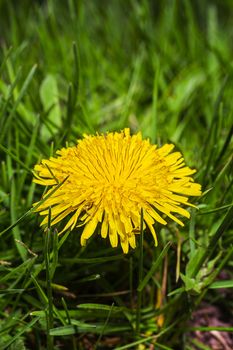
{"left": 33, "top": 128, "right": 201, "bottom": 253}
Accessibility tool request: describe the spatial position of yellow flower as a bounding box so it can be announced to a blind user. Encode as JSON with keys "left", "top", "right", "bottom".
{"left": 33, "top": 128, "right": 201, "bottom": 253}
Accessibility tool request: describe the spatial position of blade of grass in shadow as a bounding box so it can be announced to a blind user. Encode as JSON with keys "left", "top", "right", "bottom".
{"left": 188, "top": 326, "right": 233, "bottom": 332}
{"left": 135, "top": 208, "right": 144, "bottom": 335}
{"left": 1, "top": 316, "right": 40, "bottom": 350}
{"left": 45, "top": 207, "right": 54, "bottom": 350}
{"left": 100, "top": 278, "right": 133, "bottom": 326}
{"left": 30, "top": 274, "right": 66, "bottom": 326}
{"left": 213, "top": 123, "right": 233, "bottom": 169}
{"left": 0, "top": 46, "right": 13, "bottom": 76}
{"left": 60, "top": 254, "right": 124, "bottom": 264}
{"left": 50, "top": 229, "right": 58, "bottom": 279}
{"left": 61, "top": 297, "right": 77, "bottom": 350}
{"left": 94, "top": 303, "right": 114, "bottom": 349}
{"left": 115, "top": 319, "right": 179, "bottom": 350}
{"left": 137, "top": 242, "right": 171, "bottom": 293}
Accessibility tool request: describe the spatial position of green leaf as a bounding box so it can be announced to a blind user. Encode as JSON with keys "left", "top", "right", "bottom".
{"left": 185, "top": 247, "right": 205, "bottom": 277}
{"left": 49, "top": 325, "right": 78, "bottom": 336}
{"left": 77, "top": 303, "right": 125, "bottom": 313}
{"left": 49, "top": 322, "right": 97, "bottom": 336}
{"left": 209, "top": 280, "right": 233, "bottom": 289}
{"left": 180, "top": 273, "right": 201, "bottom": 294}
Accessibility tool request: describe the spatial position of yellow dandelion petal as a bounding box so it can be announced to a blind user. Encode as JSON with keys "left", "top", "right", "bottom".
{"left": 33, "top": 129, "right": 202, "bottom": 253}
{"left": 109, "top": 227, "right": 118, "bottom": 248}
{"left": 100, "top": 213, "right": 109, "bottom": 238}
{"left": 81, "top": 215, "right": 99, "bottom": 243}
{"left": 120, "top": 237, "right": 129, "bottom": 254}
{"left": 129, "top": 234, "right": 136, "bottom": 249}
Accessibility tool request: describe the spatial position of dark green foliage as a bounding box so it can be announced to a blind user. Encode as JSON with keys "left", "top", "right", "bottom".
{"left": 0, "top": 0, "right": 233, "bottom": 349}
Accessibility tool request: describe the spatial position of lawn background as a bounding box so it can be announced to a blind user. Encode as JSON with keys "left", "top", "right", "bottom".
{"left": 0, "top": 0, "right": 233, "bottom": 349}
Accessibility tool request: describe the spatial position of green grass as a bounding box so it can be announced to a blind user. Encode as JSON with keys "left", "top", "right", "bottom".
{"left": 0, "top": 0, "right": 233, "bottom": 349}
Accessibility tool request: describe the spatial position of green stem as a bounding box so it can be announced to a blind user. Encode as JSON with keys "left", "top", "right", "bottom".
{"left": 45, "top": 208, "right": 54, "bottom": 350}
{"left": 136, "top": 208, "right": 144, "bottom": 334}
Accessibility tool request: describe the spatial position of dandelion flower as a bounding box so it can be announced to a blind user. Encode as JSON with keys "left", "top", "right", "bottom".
{"left": 33, "top": 128, "right": 201, "bottom": 253}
